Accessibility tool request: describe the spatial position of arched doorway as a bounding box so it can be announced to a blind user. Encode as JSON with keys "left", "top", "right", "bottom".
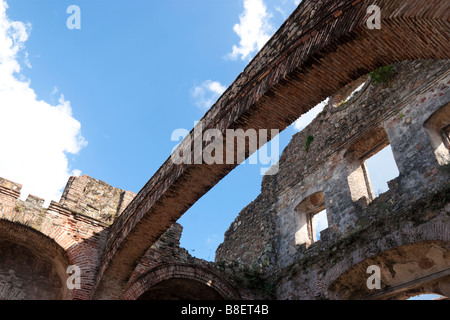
{"left": 123, "top": 263, "right": 241, "bottom": 300}
{"left": 328, "top": 240, "right": 450, "bottom": 300}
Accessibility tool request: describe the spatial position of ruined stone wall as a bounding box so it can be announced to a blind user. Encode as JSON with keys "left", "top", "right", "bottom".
{"left": 59, "top": 175, "right": 135, "bottom": 224}
{"left": 0, "top": 175, "right": 242, "bottom": 300}
{"left": 0, "top": 175, "right": 138, "bottom": 299}
{"left": 274, "top": 60, "right": 450, "bottom": 268}
{"left": 215, "top": 190, "right": 277, "bottom": 268}
{"left": 216, "top": 59, "right": 450, "bottom": 299}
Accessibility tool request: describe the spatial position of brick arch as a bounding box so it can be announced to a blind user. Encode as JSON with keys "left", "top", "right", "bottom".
{"left": 122, "top": 263, "right": 241, "bottom": 300}
{"left": 0, "top": 219, "right": 72, "bottom": 300}
{"left": 326, "top": 220, "right": 450, "bottom": 300}
{"left": 93, "top": 0, "right": 450, "bottom": 298}
{"left": 0, "top": 206, "right": 76, "bottom": 253}
{"left": 0, "top": 203, "right": 108, "bottom": 300}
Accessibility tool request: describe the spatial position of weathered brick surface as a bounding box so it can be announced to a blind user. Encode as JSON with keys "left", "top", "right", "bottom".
{"left": 122, "top": 224, "right": 242, "bottom": 300}
{"left": 0, "top": 176, "right": 132, "bottom": 300}
{"left": 0, "top": 176, "right": 239, "bottom": 300}
{"left": 0, "top": 177, "right": 21, "bottom": 209}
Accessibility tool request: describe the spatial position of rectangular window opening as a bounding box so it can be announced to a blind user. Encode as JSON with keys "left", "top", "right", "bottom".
{"left": 295, "top": 192, "right": 328, "bottom": 247}
{"left": 313, "top": 209, "right": 328, "bottom": 241}
{"left": 441, "top": 124, "right": 450, "bottom": 150}
{"left": 364, "top": 144, "right": 399, "bottom": 198}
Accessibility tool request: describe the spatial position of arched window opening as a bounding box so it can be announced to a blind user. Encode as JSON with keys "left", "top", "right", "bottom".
{"left": 424, "top": 102, "right": 450, "bottom": 165}
{"left": 346, "top": 128, "right": 399, "bottom": 204}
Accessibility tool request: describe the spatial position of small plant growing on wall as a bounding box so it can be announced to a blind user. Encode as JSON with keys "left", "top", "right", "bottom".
{"left": 337, "top": 100, "right": 347, "bottom": 108}
{"left": 370, "top": 65, "right": 397, "bottom": 84}
{"left": 438, "top": 162, "right": 450, "bottom": 174}
{"left": 305, "top": 135, "right": 314, "bottom": 151}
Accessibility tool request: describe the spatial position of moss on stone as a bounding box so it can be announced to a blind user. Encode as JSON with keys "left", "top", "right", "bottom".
{"left": 305, "top": 135, "right": 314, "bottom": 152}
{"left": 370, "top": 65, "right": 397, "bottom": 84}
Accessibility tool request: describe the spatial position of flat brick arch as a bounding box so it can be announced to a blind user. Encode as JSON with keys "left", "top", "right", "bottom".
{"left": 0, "top": 219, "right": 72, "bottom": 300}
{"left": 93, "top": 0, "right": 450, "bottom": 299}
{"left": 122, "top": 263, "right": 241, "bottom": 300}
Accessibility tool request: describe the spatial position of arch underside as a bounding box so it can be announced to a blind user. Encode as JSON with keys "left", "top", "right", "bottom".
{"left": 137, "top": 278, "right": 225, "bottom": 300}
{"left": 329, "top": 240, "right": 450, "bottom": 300}
{"left": 0, "top": 220, "right": 71, "bottom": 300}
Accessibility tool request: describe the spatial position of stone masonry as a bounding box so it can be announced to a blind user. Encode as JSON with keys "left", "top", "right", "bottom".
{"left": 216, "top": 59, "right": 450, "bottom": 299}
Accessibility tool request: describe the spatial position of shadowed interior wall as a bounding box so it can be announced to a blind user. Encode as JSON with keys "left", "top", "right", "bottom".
{"left": 0, "top": 240, "right": 64, "bottom": 300}
{"left": 137, "top": 278, "right": 224, "bottom": 300}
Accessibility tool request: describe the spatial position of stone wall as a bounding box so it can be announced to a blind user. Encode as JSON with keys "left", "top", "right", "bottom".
{"left": 1, "top": 0, "right": 449, "bottom": 300}
{"left": 0, "top": 175, "right": 133, "bottom": 299}
{"left": 123, "top": 223, "right": 246, "bottom": 300}
{"left": 216, "top": 59, "right": 450, "bottom": 299}
{"left": 0, "top": 175, "right": 241, "bottom": 300}
{"left": 59, "top": 175, "right": 135, "bottom": 224}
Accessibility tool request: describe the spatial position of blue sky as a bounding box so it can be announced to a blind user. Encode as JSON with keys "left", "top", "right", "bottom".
{"left": 0, "top": 0, "right": 400, "bottom": 264}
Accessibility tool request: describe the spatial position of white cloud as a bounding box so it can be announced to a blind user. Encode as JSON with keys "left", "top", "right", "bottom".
{"left": 206, "top": 234, "right": 220, "bottom": 245}
{"left": 293, "top": 98, "right": 329, "bottom": 132}
{"left": 191, "top": 80, "right": 226, "bottom": 110}
{"left": 51, "top": 86, "right": 58, "bottom": 95}
{"left": 0, "top": 0, "right": 86, "bottom": 205}
{"left": 275, "top": 0, "right": 301, "bottom": 19}
{"left": 228, "top": 0, "right": 274, "bottom": 61}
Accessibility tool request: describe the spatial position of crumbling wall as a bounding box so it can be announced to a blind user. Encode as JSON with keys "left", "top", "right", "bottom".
{"left": 0, "top": 175, "right": 137, "bottom": 299}
{"left": 215, "top": 189, "right": 277, "bottom": 268}
{"left": 216, "top": 59, "right": 450, "bottom": 299}
{"left": 0, "top": 175, "right": 241, "bottom": 300}
{"left": 60, "top": 175, "right": 135, "bottom": 224}
{"left": 125, "top": 223, "right": 247, "bottom": 300}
